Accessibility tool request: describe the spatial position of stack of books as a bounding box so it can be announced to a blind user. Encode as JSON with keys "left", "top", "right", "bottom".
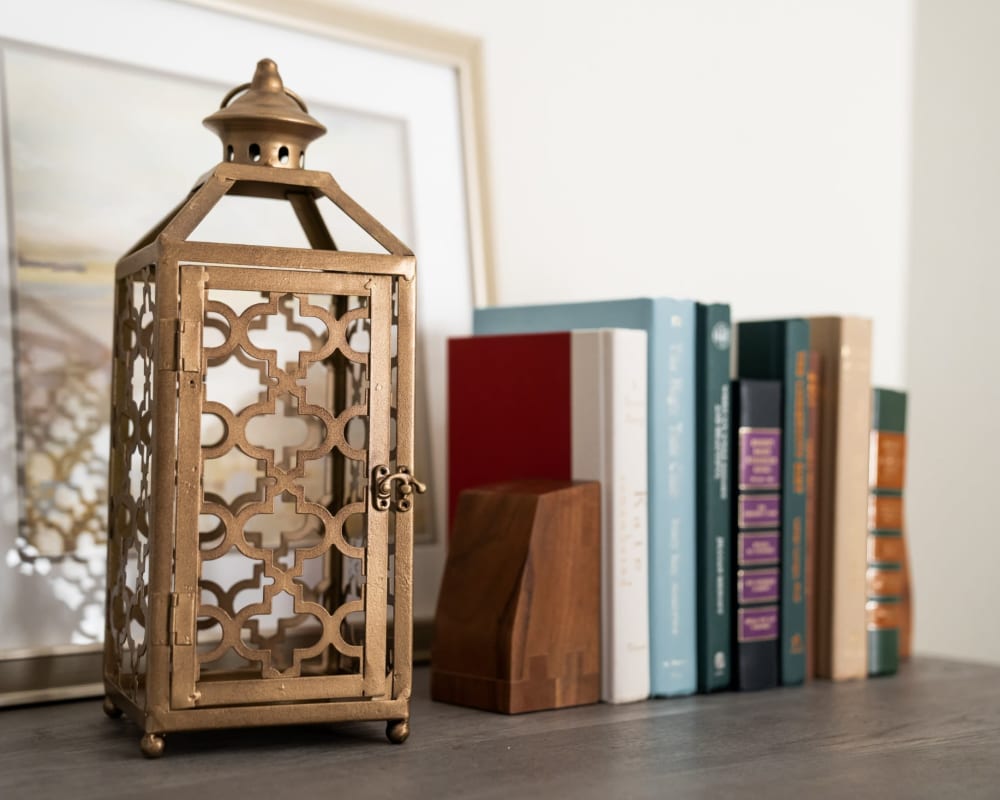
{"left": 446, "top": 299, "right": 911, "bottom": 702}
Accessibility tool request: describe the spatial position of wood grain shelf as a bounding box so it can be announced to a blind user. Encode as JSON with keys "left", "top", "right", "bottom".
{"left": 2, "top": 658, "right": 998, "bottom": 798}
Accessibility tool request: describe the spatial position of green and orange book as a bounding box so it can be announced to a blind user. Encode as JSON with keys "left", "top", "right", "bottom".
{"left": 867, "top": 389, "right": 908, "bottom": 676}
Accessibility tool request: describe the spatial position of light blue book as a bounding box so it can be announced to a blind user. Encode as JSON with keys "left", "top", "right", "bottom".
{"left": 474, "top": 299, "right": 697, "bottom": 696}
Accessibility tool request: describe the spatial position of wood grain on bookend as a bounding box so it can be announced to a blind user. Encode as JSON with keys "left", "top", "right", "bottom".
{"left": 807, "top": 318, "right": 872, "bottom": 681}
{"left": 431, "top": 480, "right": 601, "bottom": 714}
{"left": 805, "top": 351, "right": 821, "bottom": 679}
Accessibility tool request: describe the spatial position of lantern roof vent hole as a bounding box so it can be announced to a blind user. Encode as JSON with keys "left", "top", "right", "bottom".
{"left": 204, "top": 59, "right": 326, "bottom": 169}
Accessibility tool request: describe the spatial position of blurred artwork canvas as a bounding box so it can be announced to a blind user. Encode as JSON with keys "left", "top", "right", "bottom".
{"left": 0, "top": 44, "right": 436, "bottom": 658}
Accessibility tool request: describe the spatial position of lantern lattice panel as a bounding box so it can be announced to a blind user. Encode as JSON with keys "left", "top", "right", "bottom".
{"left": 194, "top": 284, "right": 386, "bottom": 683}
{"left": 156, "top": 264, "right": 402, "bottom": 711}
{"left": 106, "top": 266, "right": 157, "bottom": 706}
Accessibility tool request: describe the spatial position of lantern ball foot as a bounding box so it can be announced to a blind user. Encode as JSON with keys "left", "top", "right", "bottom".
{"left": 386, "top": 719, "right": 409, "bottom": 744}
{"left": 102, "top": 696, "right": 122, "bottom": 719}
{"left": 140, "top": 733, "right": 166, "bottom": 758}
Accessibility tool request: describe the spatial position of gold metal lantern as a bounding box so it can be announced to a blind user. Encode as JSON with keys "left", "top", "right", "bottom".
{"left": 102, "top": 59, "right": 424, "bottom": 757}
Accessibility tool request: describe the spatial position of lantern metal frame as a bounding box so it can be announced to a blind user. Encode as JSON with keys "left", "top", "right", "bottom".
{"left": 102, "top": 64, "right": 420, "bottom": 757}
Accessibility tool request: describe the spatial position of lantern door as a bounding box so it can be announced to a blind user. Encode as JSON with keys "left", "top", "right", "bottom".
{"left": 169, "top": 263, "right": 395, "bottom": 709}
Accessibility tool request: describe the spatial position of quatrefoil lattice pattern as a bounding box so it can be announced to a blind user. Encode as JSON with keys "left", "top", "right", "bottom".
{"left": 195, "top": 288, "right": 378, "bottom": 680}
{"left": 106, "top": 267, "right": 156, "bottom": 703}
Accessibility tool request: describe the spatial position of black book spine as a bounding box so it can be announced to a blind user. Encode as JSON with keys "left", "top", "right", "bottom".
{"left": 731, "top": 379, "right": 782, "bottom": 691}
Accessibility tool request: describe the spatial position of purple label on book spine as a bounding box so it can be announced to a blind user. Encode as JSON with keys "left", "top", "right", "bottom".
{"left": 737, "top": 568, "right": 780, "bottom": 604}
{"left": 738, "top": 428, "right": 782, "bottom": 490}
{"left": 738, "top": 532, "right": 780, "bottom": 565}
{"left": 738, "top": 605, "right": 779, "bottom": 643}
{"left": 737, "top": 494, "right": 780, "bottom": 529}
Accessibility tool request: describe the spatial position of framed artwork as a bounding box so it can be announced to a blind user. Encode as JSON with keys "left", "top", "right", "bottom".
{"left": 0, "top": 0, "right": 493, "bottom": 704}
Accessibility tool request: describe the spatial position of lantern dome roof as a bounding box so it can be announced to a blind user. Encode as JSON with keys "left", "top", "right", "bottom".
{"left": 204, "top": 59, "right": 326, "bottom": 169}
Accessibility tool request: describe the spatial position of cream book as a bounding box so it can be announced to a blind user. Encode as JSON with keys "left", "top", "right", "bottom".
{"left": 808, "top": 317, "right": 873, "bottom": 681}
{"left": 572, "top": 329, "right": 651, "bottom": 703}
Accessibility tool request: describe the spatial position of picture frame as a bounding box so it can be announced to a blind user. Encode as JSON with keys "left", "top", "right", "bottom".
{"left": 0, "top": 0, "right": 493, "bottom": 704}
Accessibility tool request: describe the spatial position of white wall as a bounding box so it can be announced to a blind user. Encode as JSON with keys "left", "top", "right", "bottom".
{"left": 906, "top": 0, "right": 1000, "bottom": 665}
{"left": 327, "top": 1, "right": 1000, "bottom": 665}
{"left": 344, "top": 0, "right": 913, "bottom": 386}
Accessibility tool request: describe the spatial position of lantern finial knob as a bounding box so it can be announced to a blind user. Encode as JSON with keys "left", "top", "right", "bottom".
{"left": 251, "top": 58, "right": 283, "bottom": 94}
{"left": 204, "top": 59, "right": 326, "bottom": 169}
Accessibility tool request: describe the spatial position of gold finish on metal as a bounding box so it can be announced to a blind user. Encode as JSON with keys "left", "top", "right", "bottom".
{"left": 386, "top": 719, "right": 410, "bottom": 744}
{"left": 102, "top": 695, "right": 123, "bottom": 719}
{"left": 140, "top": 733, "right": 166, "bottom": 759}
{"left": 203, "top": 58, "right": 326, "bottom": 169}
{"left": 103, "top": 61, "right": 420, "bottom": 755}
{"left": 373, "top": 465, "right": 427, "bottom": 513}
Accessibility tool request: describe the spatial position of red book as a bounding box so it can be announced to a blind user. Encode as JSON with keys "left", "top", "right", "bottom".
{"left": 448, "top": 333, "right": 571, "bottom": 529}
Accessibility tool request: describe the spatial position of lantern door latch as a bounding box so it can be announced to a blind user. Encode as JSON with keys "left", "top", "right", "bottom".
{"left": 373, "top": 465, "right": 426, "bottom": 512}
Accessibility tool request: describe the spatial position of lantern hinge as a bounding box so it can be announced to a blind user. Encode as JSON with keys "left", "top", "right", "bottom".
{"left": 170, "top": 592, "right": 196, "bottom": 646}
{"left": 157, "top": 319, "right": 179, "bottom": 372}
{"left": 372, "top": 465, "right": 426, "bottom": 513}
{"left": 157, "top": 318, "right": 201, "bottom": 373}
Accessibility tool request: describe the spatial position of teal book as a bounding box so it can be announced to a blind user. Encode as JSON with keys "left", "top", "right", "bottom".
{"left": 695, "top": 304, "right": 731, "bottom": 692}
{"left": 736, "top": 319, "right": 809, "bottom": 686}
{"left": 474, "top": 299, "right": 697, "bottom": 697}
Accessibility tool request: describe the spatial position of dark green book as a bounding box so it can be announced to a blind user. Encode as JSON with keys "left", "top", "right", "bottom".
{"left": 736, "top": 320, "right": 809, "bottom": 686}
{"left": 695, "top": 304, "right": 732, "bottom": 692}
{"left": 867, "top": 389, "right": 907, "bottom": 677}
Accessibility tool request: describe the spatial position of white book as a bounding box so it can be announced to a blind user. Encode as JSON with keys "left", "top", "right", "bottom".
{"left": 571, "top": 329, "right": 650, "bottom": 703}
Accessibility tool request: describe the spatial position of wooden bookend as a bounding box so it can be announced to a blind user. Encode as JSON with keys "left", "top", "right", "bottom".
{"left": 431, "top": 479, "right": 601, "bottom": 714}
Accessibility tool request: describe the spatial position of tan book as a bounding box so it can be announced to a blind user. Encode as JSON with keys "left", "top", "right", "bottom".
{"left": 805, "top": 350, "right": 821, "bottom": 679}
{"left": 808, "top": 317, "right": 872, "bottom": 681}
